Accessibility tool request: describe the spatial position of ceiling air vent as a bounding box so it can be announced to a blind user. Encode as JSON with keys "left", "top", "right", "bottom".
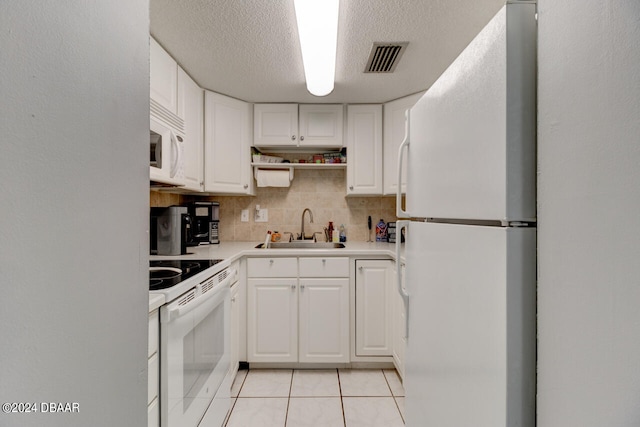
{"left": 364, "top": 42, "right": 409, "bottom": 73}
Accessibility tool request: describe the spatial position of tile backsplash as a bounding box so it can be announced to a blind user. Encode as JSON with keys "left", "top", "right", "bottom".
{"left": 151, "top": 169, "right": 397, "bottom": 243}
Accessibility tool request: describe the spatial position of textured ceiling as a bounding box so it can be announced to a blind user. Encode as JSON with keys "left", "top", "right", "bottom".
{"left": 150, "top": 0, "right": 506, "bottom": 104}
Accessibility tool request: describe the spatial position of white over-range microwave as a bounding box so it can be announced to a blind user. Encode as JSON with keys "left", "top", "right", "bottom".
{"left": 150, "top": 101, "right": 185, "bottom": 187}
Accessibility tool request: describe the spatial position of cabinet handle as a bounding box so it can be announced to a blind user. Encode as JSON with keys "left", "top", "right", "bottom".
{"left": 291, "top": 284, "right": 296, "bottom": 290}
{"left": 231, "top": 297, "right": 236, "bottom": 303}
{"left": 243, "top": 184, "right": 248, "bottom": 189}
{"left": 358, "top": 266, "right": 363, "bottom": 272}
{"left": 322, "top": 259, "right": 326, "bottom": 264}
{"left": 269, "top": 259, "right": 274, "bottom": 265}
{"left": 291, "top": 135, "right": 296, "bottom": 141}
{"left": 349, "top": 185, "right": 354, "bottom": 190}
{"left": 300, "top": 136, "right": 305, "bottom": 141}
{"left": 300, "top": 285, "right": 305, "bottom": 291}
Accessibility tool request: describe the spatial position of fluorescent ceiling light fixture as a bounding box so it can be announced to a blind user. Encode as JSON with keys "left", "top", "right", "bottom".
{"left": 294, "top": 0, "right": 339, "bottom": 97}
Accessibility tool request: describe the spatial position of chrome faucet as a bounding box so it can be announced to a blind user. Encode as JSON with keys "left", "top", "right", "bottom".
{"left": 299, "top": 208, "right": 314, "bottom": 240}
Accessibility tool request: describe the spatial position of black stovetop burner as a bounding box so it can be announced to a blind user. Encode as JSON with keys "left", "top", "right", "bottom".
{"left": 149, "top": 259, "right": 223, "bottom": 291}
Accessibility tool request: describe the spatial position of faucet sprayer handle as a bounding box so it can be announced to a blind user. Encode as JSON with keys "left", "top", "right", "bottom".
{"left": 282, "top": 232, "right": 294, "bottom": 242}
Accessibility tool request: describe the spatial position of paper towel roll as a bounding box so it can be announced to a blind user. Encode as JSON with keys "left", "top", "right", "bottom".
{"left": 256, "top": 169, "right": 291, "bottom": 187}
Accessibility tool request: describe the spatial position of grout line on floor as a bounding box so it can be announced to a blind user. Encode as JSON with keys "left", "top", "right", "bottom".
{"left": 284, "top": 369, "right": 294, "bottom": 427}
{"left": 381, "top": 368, "right": 395, "bottom": 396}
{"left": 224, "top": 369, "right": 247, "bottom": 427}
{"left": 394, "top": 396, "right": 405, "bottom": 424}
{"left": 337, "top": 368, "right": 347, "bottom": 427}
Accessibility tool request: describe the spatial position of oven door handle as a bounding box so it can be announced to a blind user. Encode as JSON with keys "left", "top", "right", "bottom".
{"left": 167, "top": 269, "right": 235, "bottom": 321}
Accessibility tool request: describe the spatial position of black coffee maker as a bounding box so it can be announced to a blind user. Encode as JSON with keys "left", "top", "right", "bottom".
{"left": 186, "top": 201, "right": 219, "bottom": 244}
{"left": 150, "top": 206, "right": 194, "bottom": 255}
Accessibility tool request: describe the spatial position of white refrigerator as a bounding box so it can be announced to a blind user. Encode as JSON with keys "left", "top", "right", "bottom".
{"left": 395, "top": 3, "right": 537, "bottom": 426}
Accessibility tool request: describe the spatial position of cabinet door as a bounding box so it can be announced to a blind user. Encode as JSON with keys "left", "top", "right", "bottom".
{"left": 299, "top": 104, "right": 344, "bottom": 148}
{"left": 177, "top": 68, "right": 204, "bottom": 192}
{"left": 355, "top": 260, "right": 393, "bottom": 356}
{"left": 383, "top": 92, "right": 424, "bottom": 195}
{"left": 147, "top": 310, "right": 159, "bottom": 427}
{"left": 392, "top": 262, "right": 406, "bottom": 380}
{"left": 230, "top": 282, "right": 240, "bottom": 374}
{"left": 347, "top": 105, "right": 383, "bottom": 195}
{"left": 148, "top": 397, "right": 159, "bottom": 427}
{"left": 298, "top": 278, "right": 349, "bottom": 363}
{"left": 148, "top": 309, "right": 159, "bottom": 358}
{"left": 150, "top": 38, "right": 178, "bottom": 115}
{"left": 247, "top": 278, "right": 298, "bottom": 363}
{"left": 253, "top": 104, "right": 298, "bottom": 146}
{"left": 204, "top": 91, "right": 254, "bottom": 194}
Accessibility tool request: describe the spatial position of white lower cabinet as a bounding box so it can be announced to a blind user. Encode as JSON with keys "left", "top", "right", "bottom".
{"left": 355, "top": 259, "right": 393, "bottom": 356}
{"left": 247, "top": 277, "right": 299, "bottom": 362}
{"left": 246, "top": 257, "right": 349, "bottom": 364}
{"left": 147, "top": 397, "right": 158, "bottom": 427}
{"left": 230, "top": 260, "right": 243, "bottom": 377}
{"left": 392, "top": 261, "right": 406, "bottom": 380}
{"left": 148, "top": 309, "right": 159, "bottom": 427}
{"left": 298, "top": 277, "right": 349, "bottom": 363}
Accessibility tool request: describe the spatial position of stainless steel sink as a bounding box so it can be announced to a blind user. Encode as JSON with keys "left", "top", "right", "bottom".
{"left": 255, "top": 241, "right": 345, "bottom": 249}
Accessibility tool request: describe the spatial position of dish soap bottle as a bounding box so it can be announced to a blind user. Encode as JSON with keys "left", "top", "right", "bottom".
{"left": 376, "top": 219, "right": 388, "bottom": 242}
{"left": 339, "top": 224, "right": 346, "bottom": 242}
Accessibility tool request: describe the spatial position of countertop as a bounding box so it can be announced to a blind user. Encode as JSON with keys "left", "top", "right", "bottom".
{"left": 149, "top": 240, "right": 404, "bottom": 312}
{"left": 150, "top": 241, "right": 402, "bottom": 263}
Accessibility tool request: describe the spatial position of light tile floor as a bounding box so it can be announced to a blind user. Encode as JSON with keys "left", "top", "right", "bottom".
{"left": 226, "top": 369, "right": 405, "bottom": 427}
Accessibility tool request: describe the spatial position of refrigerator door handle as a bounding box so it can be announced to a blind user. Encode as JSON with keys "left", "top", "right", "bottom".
{"left": 396, "top": 110, "right": 411, "bottom": 218}
{"left": 395, "top": 220, "right": 410, "bottom": 339}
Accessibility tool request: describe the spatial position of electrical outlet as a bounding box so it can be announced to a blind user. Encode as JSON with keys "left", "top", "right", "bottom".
{"left": 254, "top": 208, "right": 268, "bottom": 223}
{"left": 241, "top": 209, "right": 249, "bottom": 222}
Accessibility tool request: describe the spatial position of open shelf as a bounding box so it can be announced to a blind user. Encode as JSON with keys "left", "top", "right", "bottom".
{"left": 251, "top": 162, "right": 346, "bottom": 170}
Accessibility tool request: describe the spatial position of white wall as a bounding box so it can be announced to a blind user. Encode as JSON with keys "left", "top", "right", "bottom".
{"left": 537, "top": 1, "right": 640, "bottom": 425}
{"left": 0, "top": 2, "right": 149, "bottom": 426}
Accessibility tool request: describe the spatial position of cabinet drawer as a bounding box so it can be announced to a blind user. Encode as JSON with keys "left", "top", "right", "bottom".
{"left": 148, "top": 309, "right": 159, "bottom": 358}
{"left": 247, "top": 257, "right": 297, "bottom": 277}
{"left": 230, "top": 259, "right": 241, "bottom": 284}
{"left": 147, "top": 352, "right": 158, "bottom": 405}
{"left": 299, "top": 257, "right": 349, "bottom": 277}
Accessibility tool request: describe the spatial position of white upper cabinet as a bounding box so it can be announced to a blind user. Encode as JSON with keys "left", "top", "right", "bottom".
{"left": 346, "top": 104, "right": 383, "bottom": 195}
{"left": 253, "top": 104, "right": 299, "bottom": 146}
{"left": 383, "top": 92, "right": 424, "bottom": 195}
{"left": 150, "top": 38, "right": 178, "bottom": 116}
{"left": 298, "top": 104, "right": 343, "bottom": 148}
{"left": 204, "top": 91, "right": 254, "bottom": 195}
{"left": 177, "top": 68, "right": 204, "bottom": 192}
{"left": 254, "top": 104, "right": 343, "bottom": 148}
